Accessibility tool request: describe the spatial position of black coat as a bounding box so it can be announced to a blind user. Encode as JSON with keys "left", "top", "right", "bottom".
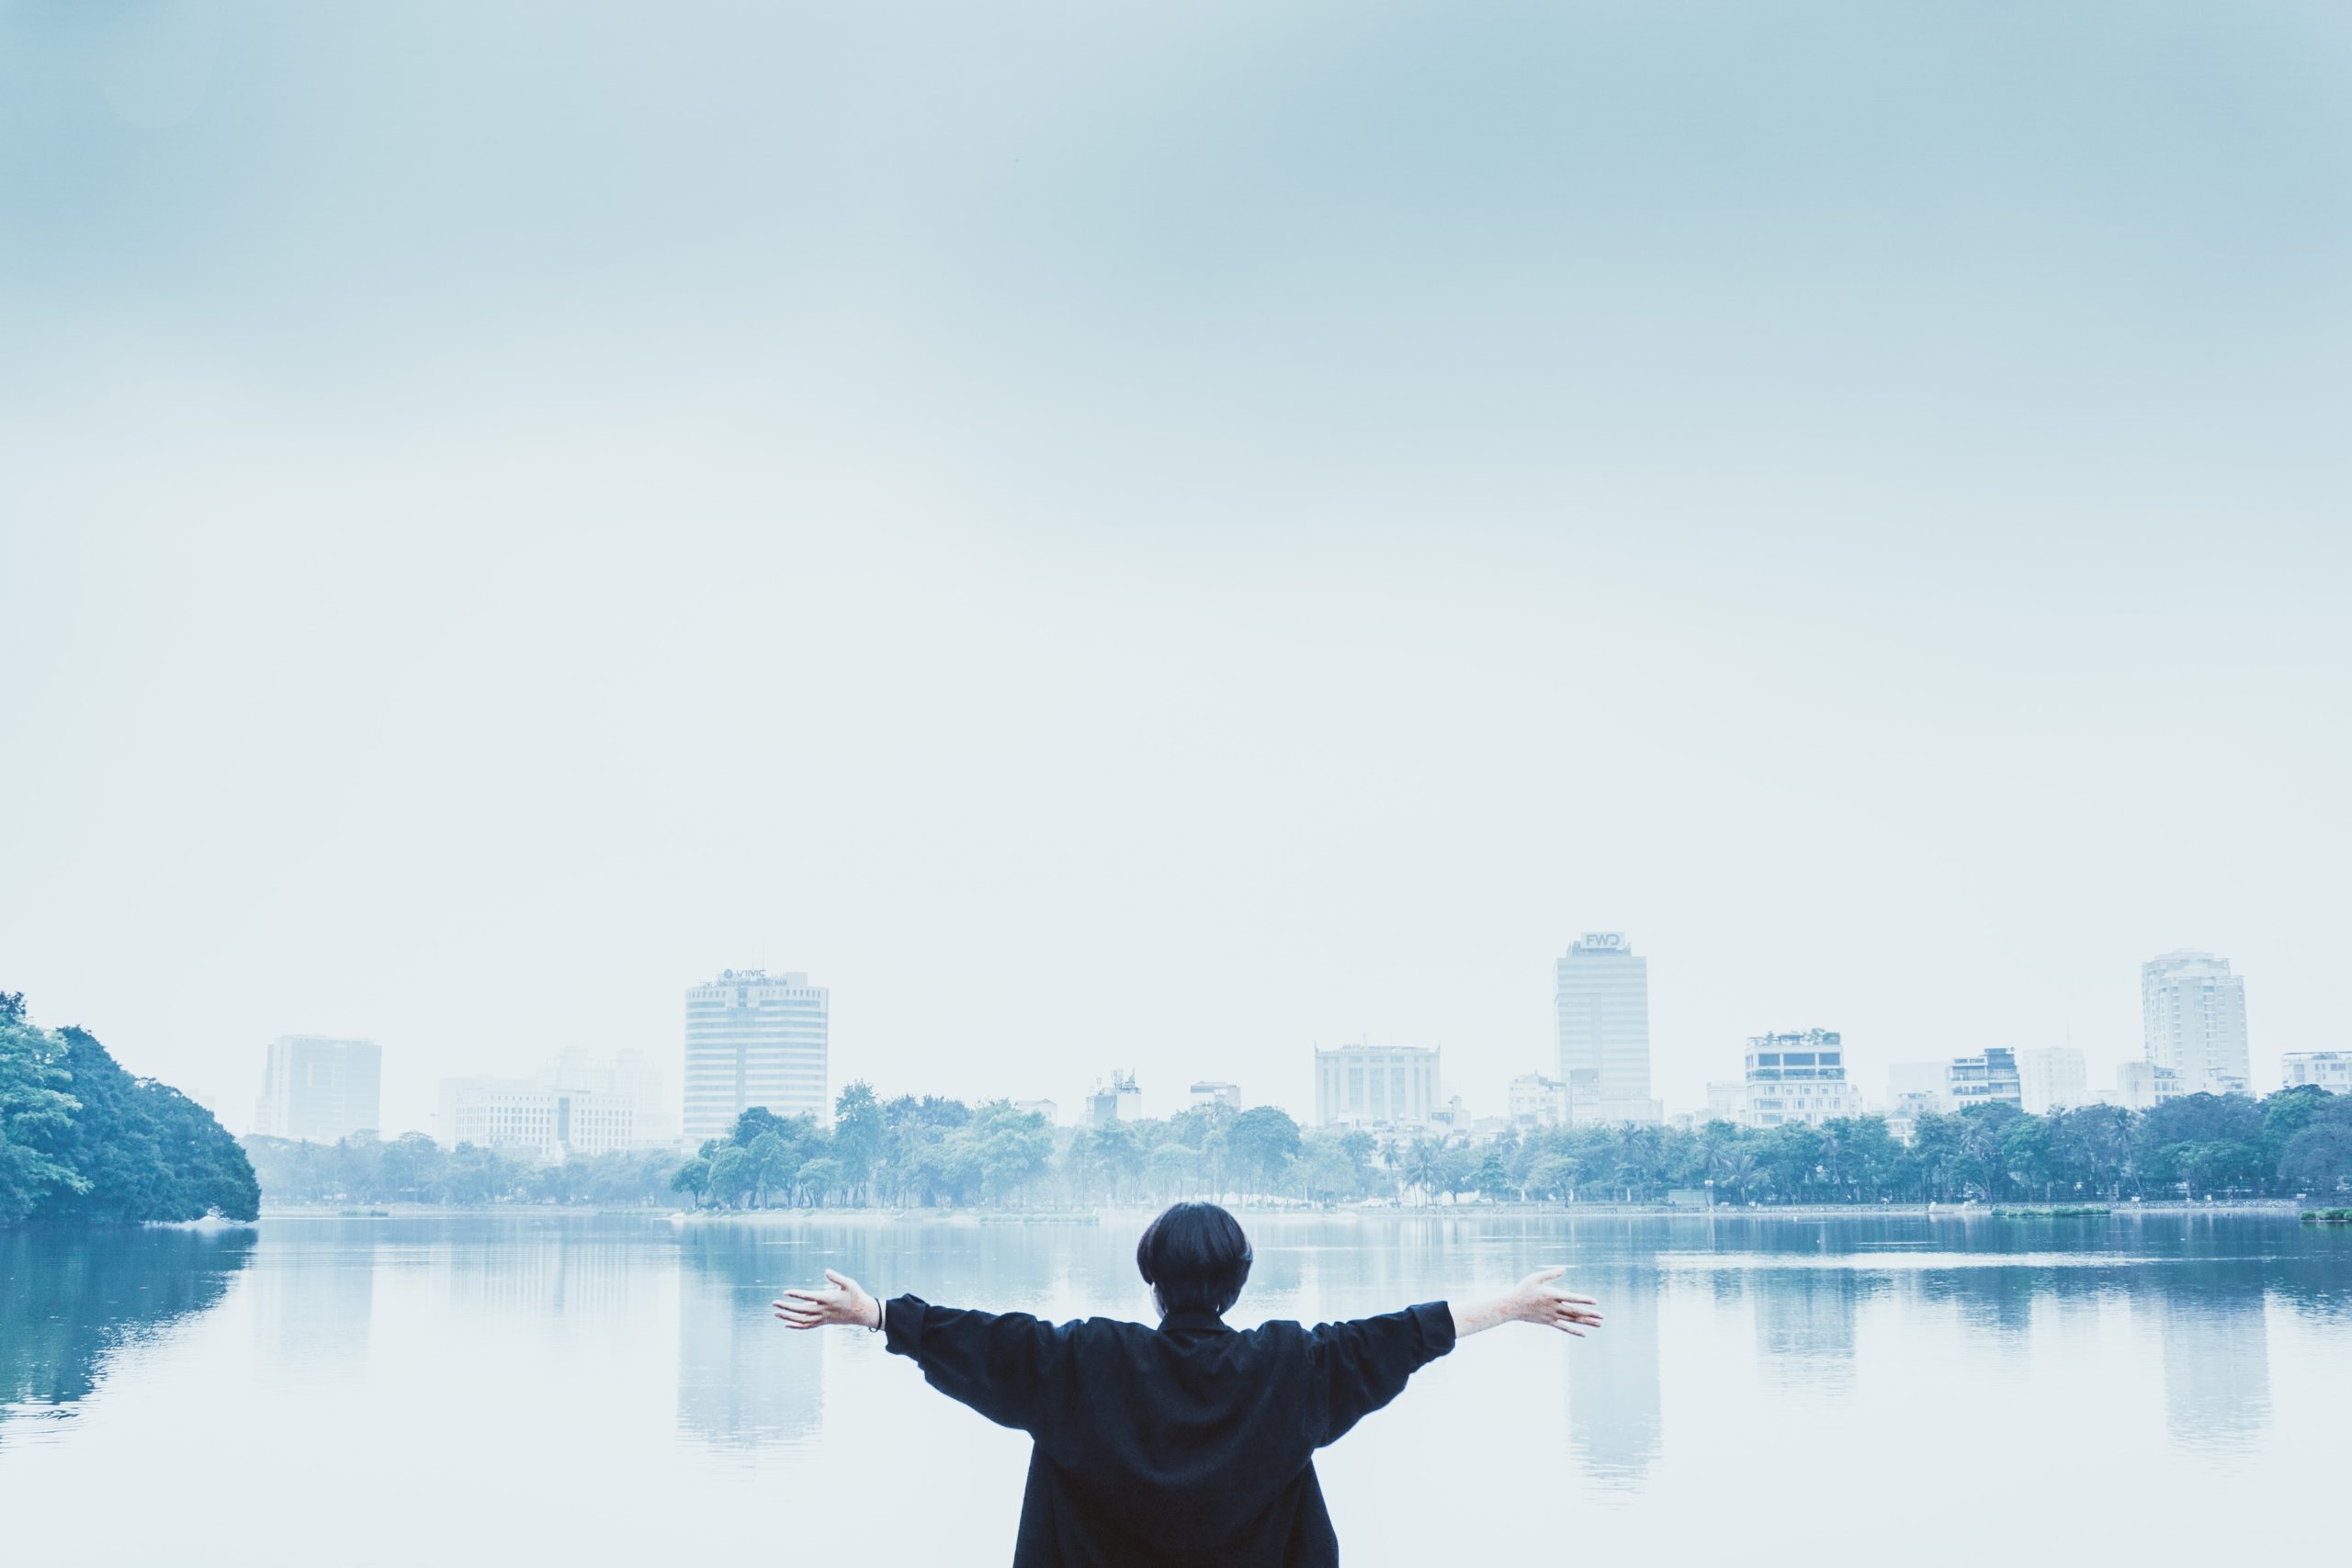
{"left": 881, "top": 1294, "right": 1457, "bottom": 1567}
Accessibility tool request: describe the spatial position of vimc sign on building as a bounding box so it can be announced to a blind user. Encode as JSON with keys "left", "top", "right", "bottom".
{"left": 683, "top": 968, "right": 830, "bottom": 1144}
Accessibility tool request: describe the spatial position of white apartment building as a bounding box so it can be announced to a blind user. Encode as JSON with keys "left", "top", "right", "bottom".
{"left": 2018, "top": 1047, "right": 2089, "bottom": 1114}
{"left": 438, "top": 1077, "right": 636, "bottom": 1160}
{"left": 541, "top": 1046, "right": 678, "bottom": 1145}
{"left": 1315, "top": 1043, "right": 1442, "bottom": 1130}
{"left": 1085, "top": 1070, "right": 1144, "bottom": 1126}
{"left": 1732, "top": 1031, "right": 1864, "bottom": 1129}
{"left": 1189, "top": 1081, "right": 1241, "bottom": 1111}
{"left": 2281, "top": 1052, "right": 2352, "bottom": 1093}
{"left": 1946, "top": 1047, "right": 2023, "bottom": 1111}
{"left": 2142, "top": 950, "right": 2250, "bottom": 1095}
{"left": 2111, "top": 1060, "right": 2185, "bottom": 1111}
{"left": 1509, "top": 1072, "right": 1567, "bottom": 1127}
{"left": 253, "top": 1035, "right": 382, "bottom": 1142}
{"left": 1555, "top": 932, "right": 1661, "bottom": 1123}
{"left": 683, "top": 969, "right": 830, "bottom": 1144}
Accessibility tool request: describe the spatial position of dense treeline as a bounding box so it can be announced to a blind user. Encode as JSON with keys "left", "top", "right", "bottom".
{"left": 242, "top": 1132, "right": 681, "bottom": 1207}
{"left": 0, "top": 991, "right": 260, "bottom": 1225}
{"left": 669, "top": 1081, "right": 2352, "bottom": 1211}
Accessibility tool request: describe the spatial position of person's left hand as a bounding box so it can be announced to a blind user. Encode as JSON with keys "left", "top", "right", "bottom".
{"left": 774, "top": 1269, "right": 880, "bottom": 1330}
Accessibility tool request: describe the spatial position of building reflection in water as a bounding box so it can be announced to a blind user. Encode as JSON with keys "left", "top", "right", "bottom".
{"left": 1752, "top": 1267, "right": 1860, "bottom": 1391}
{"left": 676, "top": 1227, "right": 821, "bottom": 1450}
{"left": 251, "top": 1221, "right": 377, "bottom": 1365}
{"left": 2156, "top": 1283, "right": 2270, "bottom": 1455}
{"left": 1565, "top": 1265, "right": 1661, "bottom": 1490}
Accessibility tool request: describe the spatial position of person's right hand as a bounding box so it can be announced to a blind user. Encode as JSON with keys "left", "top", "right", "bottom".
{"left": 1513, "top": 1268, "right": 1602, "bottom": 1336}
{"left": 774, "top": 1269, "right": 880, "bottom": 1330}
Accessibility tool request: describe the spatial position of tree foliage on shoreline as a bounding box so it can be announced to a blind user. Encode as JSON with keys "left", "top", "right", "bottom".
{"left": 663, "top": 1082, "right": 2352, "bottom": 1212}
{"left": 1, "top": 991, "right": 260, "bottom": 1226}
{"left": 241, "top": 1132, "right": 681, "bottom": 1208}
{"left": 234, "top": 1073, "right": 2352, "bottom": 1213}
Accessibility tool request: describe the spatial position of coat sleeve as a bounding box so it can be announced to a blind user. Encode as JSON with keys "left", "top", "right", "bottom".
{"left": 1306, "top": 1301, "right": 1456, "bottom": 1448}
{"left": 882, "top": 1294, "right": 1070, "bottom": 1434}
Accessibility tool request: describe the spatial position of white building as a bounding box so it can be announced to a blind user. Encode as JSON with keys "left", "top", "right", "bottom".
{"left": 1509, "top": 1072, "right": 1567, "bottom": 1127}
{"left": 1885, "top": 1061, "right": 1951, "bottom": 1114}
{"left": 438, "top": 1077, "right": 637, "bottom": 1160}
{"left": 1731, "top": 1031, "right": 1864, "bottom": 1129}
{"left": 2111, "top": 1060, "right": 2185, "bottom": 1111}
{"left": 1555, "top": 932, "right": 1661, "bottom": 1123}
{"left": 1946, "top": 1047, "right": 2023, "bottom": 1111}
{"left": 1315, "top": 1043, "right": 1442, "bottom": 1129}
{"left": 683, "top": 969, "right": 830, "bottom": 1145}
{"left": 253, "top": 1035, "right": 382, "bottom": 1142}
{"left": 1189, "top": 1081, "right": 1241, "bottom": 1111}
{"left": 1012, "top": 1098, "right": 1060, "bottom": 1124}
{"left": 2018, "top": 1047, "right": 2090, "bottom": 1114}
{"left": 2142, "top": 950, "right": 2250, "bottom": 1095}
{"left": 539, "top": 1046, "right": 677, "bottom": 1146}
{"left": 1703, "top": 1081, "right": 1743, "bottom": 1123}
{"left": 1085, "top": 1070, "right": 1143, "bottom": 1126}
{"left": 2281, "top": 1052, "right": 2352, "bottom": 1093}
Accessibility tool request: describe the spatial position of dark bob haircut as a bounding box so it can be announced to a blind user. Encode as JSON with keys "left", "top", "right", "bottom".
{"left": 1136, "top": 1201, "right": 1253, "bottom": 1316}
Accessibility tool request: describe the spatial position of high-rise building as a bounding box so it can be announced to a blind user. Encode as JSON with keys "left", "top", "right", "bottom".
{"left": 1314, "top": 1043, "right": 1441, "bottom": 1129}
{"left": 1946, "top": 1047, "right": 2023, "bottom": 1111}
{"left": 2142, "top": 950, "right": 2250, "bottom": 1095}
{"left": 2018, "top": 1047, "right": 2089, "bottom": 1113}
{"left": 1731, "top": 1030, "right": 1863, "bottom": 1129}
{"left": 1554, "top": 931, "right": 1660, "bottom": 1124}
{"left": 683, "top": 969, "right": 829, "bottom": 1145}
{"left": 2280, "top": 1052, "right": 2352, "bottom": 1093}
{"left": 253, "top": 1035, "right": 381, "bottom": 1142}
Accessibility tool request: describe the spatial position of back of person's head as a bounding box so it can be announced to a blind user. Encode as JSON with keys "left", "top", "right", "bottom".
{"left": 1136, "top": 1201, "right": 1253, "bottom": 1316}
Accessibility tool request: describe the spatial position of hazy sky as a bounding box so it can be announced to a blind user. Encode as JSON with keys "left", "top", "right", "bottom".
{"left": 4, "top": 2, "right": 2347, "bottom": 1136}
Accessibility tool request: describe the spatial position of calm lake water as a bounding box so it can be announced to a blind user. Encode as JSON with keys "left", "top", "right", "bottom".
{"left": 4, "top": 1211, "right": 2346, "bottom": 1565}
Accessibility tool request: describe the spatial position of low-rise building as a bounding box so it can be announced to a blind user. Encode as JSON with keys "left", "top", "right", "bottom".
{"left": 2109, "top": 1060, "right": 2185, "bottom": 1111}
{"left": 1189, "top": 1081, "right": 1241, "bottom": 1111}
{"left": 2280, "top": 1052, "right": 2352, "bottom": 1093}
{"left": 1084, "top": 1070, "right": 1143, "bottom": 1126}
{"left": 1947, "top": 1047, "right": 2023, "bottom": 1111}
{"left": 2018, "top": 1047, "right": 2090, "bottom": 1114}
{"left": 1509, "top": 1073, "right": 1567, "bottom": 1127}
{"left": 438, "top": 1077, "right": 636, "bottom": 1160}
{"left": 1731, "top": 1030, "right": 1865, "bottom": 1129}
{"left": 1012, "top": 1098, "right": 1060, "bottom": 1124}
{"left": 1314, "top": 1043, "right": 1442, "bottom": 1130}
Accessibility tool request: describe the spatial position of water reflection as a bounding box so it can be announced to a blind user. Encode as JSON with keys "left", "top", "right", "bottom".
{"left": 2145, "top": 1258, "right": 2273, "bottom": 1456}
{"left": 676, "top": 1226, "right": 822, "bottom": 1449}
{"left": 1566, "top": 1266, "right": 1660, "bottom": 1487}
{"left": 1752, "top": 1267, "right": 1860, "bottom": 1391}
{"left": 0, "top": 1226, "right": 255, "bottom": 1437}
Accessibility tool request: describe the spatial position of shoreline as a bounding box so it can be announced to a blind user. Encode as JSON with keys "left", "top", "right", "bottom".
{"left": 254, "top": 1198, "right": 2312, "bottom": 1222}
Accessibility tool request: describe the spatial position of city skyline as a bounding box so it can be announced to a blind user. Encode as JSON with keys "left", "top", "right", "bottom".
{"left": 198, "top": 937, "right": 2309, "bottom": 1145}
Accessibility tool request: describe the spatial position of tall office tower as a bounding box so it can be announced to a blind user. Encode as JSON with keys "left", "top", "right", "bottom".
{"left": 2018, "top": 1047, "right": 2089, "bottom": 1114}
{"left": 1313, "top": 1043, "right": 1442, "bottom": 1129}
{"left": 252, "top": 1035, "right": 382, "bottom": 1141}
{"left": 1555, "top": 932, "right": 1660, "bottom": 1124}
{"left": 683, "top": 968, "right": 829, "bottom": 1145}
{"left": 2142, "top": 950, "right": 2251, "bottom": 1094}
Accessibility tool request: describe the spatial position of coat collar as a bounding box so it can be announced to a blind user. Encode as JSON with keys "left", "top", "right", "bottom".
{"left": 1159, "top": 1308, "right": 1233, "bottom": 1335}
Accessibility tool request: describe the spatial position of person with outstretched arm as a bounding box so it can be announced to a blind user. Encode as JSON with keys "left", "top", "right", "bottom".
{"left": 775, "top": 1201, "right": 1602, "bottom": 1567}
